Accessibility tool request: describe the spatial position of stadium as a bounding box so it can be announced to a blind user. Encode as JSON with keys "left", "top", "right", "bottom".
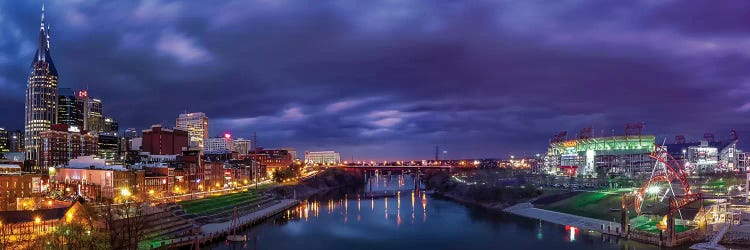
{"left": 544, "top": 123, "right": 746, "bottom": 178}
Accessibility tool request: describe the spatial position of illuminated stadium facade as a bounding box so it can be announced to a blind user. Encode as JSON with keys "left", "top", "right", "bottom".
{"left": 545, "top": 135, "right": 656, "bottom": 177}
{"left": 544, "top": 125, "right": 748, "bottom": 177}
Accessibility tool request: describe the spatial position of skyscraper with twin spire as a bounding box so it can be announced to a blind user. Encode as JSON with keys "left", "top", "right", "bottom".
{"left": 25, "top": 4, "right": 58, "bottom": 172}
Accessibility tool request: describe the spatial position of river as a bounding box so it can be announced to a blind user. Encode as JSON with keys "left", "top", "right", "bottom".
{"left": 210, "top": 171, "right": 669, "bottom": 250}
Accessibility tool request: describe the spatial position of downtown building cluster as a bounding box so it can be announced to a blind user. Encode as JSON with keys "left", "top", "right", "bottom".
{"left": 0, "top": 7, "right": 339, "bottom": 208}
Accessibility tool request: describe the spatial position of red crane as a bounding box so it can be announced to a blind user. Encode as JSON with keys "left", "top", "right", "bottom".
{"left": 550, "top": 131, "right": 568, "bottom": 143}
{"left": 703, "top": 133, "right": 715, "bottom": 143}
{"left": 624, "top": 122, "right": 645, "bottom": 137}
{"left": 730, "top": 130, "right": 739, "bottom": 141}
{"left": 578, "top": 127, "right": 592, "bottom": 140}
{"left": 674, "top": 135, "right": 686, "bottom": 144}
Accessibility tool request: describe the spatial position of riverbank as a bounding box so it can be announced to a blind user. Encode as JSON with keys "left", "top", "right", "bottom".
{"left": 424, "top": 170, "right": 623, "bottom": 235}
{"left": 424, "top": 170, "right": 542, "bottom": 211}
{"left": 142, "top": 199, "right": 300, "bottom": 249}
{"left": 504, "top": 202, "right": 621, "bottom": 233}
{"left": 269, "top": 168, "right": 365, "bottom": 199}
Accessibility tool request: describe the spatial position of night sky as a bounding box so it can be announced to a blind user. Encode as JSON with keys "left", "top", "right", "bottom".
{"left": 1, "top": 1, "right": 749, "bottom": 160}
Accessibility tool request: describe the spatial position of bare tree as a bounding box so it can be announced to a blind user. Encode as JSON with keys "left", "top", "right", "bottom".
{"left": 101, "top": 199, "right": 147, "bottom": 250}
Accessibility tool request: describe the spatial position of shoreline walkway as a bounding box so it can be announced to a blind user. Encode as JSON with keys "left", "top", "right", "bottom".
{"left": 201, "top": 199, "right": 299, "bottom": 235}
{"left": 504, "top": 202, "right": 620, "bottom": 233}
{"left": 690, "top": 223, "right": 728, "bottom": 250}
{"left": 142, "top": 199, "right": 299, "bottom": 249}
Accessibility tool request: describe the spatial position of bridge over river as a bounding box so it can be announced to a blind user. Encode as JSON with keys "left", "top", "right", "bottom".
{"left": 341, "top": 165, "right": 452, "bottom": 170}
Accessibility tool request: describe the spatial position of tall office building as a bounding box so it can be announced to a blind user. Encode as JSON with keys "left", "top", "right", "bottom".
{"left": 58, "top": 88, "right": 84, "bottom": 128}
{"left": 103, "top": 117, "right": 118, "bottom": 134}
{"left": 97, "top": 134, "right": 120, "bottom": 161}
{"left": 87, "top": 98, "right": 103, "bottom": 133}
{"left": 175, "top": 112, "right": 209, "bottom": 149}
{"left": 124, "top": 128, "right": 138, "bottom": 139}
{"left": 76, "top": 89, "right": 105, "bottom": 133}
{"left": 234, "top": 138, "right": 252, "bottom": 154}
{"left": 25, "top": 5, "right": 59, "bottom": 170}
{"left": 8, "top": 130, "right": 24, "bottom": 152}
{"left": 205, "top": 134, "right": 234, "bottom": 153}
{"left": 78, "top": 90, "right": 89, "bottom": 130}
{"left": 0, "top": 128, "right": 8, "bottom": 153}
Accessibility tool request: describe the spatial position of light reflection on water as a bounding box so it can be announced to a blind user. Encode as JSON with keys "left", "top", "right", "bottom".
{"left": 283, "top": 189, "right": 428, "bottom": 228}
{"left": 212, "top": 171, "right": 669, "bottom": 250}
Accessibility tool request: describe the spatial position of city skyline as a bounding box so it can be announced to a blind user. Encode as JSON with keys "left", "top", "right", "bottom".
{"left": 2, "top": 1, "right": 750, "bottom": 160}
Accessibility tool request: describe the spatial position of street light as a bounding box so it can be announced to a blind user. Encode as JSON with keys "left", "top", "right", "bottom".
{"left": 120, "top": 188, "right": 131, "bottom": 198}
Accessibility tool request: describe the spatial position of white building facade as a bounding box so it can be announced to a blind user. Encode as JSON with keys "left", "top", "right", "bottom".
{"left": 205, "top": 136, "right": 234, "bottom": 152}
{"left": 175, "top": 112, "right": 209, "bottom": 150}
{"left": 234, "top": 139, "right": 251, "bottom": 154}
{"left": 304, "top": 151, "right": 341, "bottom": 165}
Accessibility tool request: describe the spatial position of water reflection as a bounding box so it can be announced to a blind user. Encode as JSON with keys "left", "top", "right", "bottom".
{"left": 212, "top": 171, "right": 666, "bottom": 250}
{"left": 277, "top": 189, "right": 430, "bottom": 229}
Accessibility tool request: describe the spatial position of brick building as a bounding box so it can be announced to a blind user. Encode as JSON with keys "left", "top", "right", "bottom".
{"left": 0, "top": 162, "right": 44, "bottom": 211}
{"left": 239, "top": 148, "right": 293, "bottom": 175}
{"left": 141, "top": 125, "right": 189, "bottom": 155}
{"left": 40, "top": 124, "right": 98, "bottom": 169}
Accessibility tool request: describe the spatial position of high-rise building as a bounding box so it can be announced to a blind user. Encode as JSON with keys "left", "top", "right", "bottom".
{"left": 8, "top": 130, "right": 24, "bottom": 152}
{"left": 124, "top": 128, "right": 138, "bottom": 139}
{"left": 40, "top": 124, "right": 98, "bottom": 169}
{"left": 205, "top": 133, "right": 234, "bottom": 153}
{"left": 97, "top": 134, "right": 120, "bottom": 161}
{"left": 142, "top": 125, "right": 189, "bottom": 155}
{"left": 103, "top": 117, "right": 118, "bottom": 134}
{"left": 87, "top": 98, "right": 103, "bottom": 133}
{"left": 0, "top": 128, "right": 8, "bottom": 153}
{"left": 57, "top": 88, "right": 84, "bottom": 129}
{"left": 25, "top": 5, "right": 59, "bottom": 170}
{"left": 234, "top": 138, "right": 251, "bottom": 154}
{"left": 175, "top": 112, "right": 208, "bottom": 149}
{"left": 78, "top": 90, "right": 89, "bottom": 130}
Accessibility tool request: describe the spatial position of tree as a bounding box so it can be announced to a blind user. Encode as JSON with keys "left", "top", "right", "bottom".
{"left": 100, "top": 199, "right": 147, "bottom": 249}
{"left": 24, "top": 202, "right": 110, "bottom": 249}
{"left": 30, "top": 222, "right": 110, "bottom": 249}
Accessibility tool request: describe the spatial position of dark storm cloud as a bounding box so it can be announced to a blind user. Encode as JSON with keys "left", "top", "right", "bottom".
{"left": 1, "top": 0, "right": 750, "bottom": 160}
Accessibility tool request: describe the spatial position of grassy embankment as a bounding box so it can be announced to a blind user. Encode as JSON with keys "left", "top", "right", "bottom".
{"left": 178, "top": 184, "right": 273, "bottom": 214}
{"left": 536, "top": 191, "right": 697, "bottom": 233}
{"left": 536, "top": 191, "right": 630, "bottom": 222}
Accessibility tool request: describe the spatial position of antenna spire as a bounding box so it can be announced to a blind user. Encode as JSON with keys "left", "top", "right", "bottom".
{"left": 41, "top": 3, "right": 45, "bottom": 29}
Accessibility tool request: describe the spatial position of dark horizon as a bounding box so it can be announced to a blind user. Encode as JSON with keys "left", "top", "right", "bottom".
{"left": 1, "top": 1, "right": 749, "bottom": 160}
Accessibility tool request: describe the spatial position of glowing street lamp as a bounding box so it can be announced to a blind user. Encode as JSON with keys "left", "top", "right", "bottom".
{"left": 121, "top": 188, "right": 131, "bottom": 198}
